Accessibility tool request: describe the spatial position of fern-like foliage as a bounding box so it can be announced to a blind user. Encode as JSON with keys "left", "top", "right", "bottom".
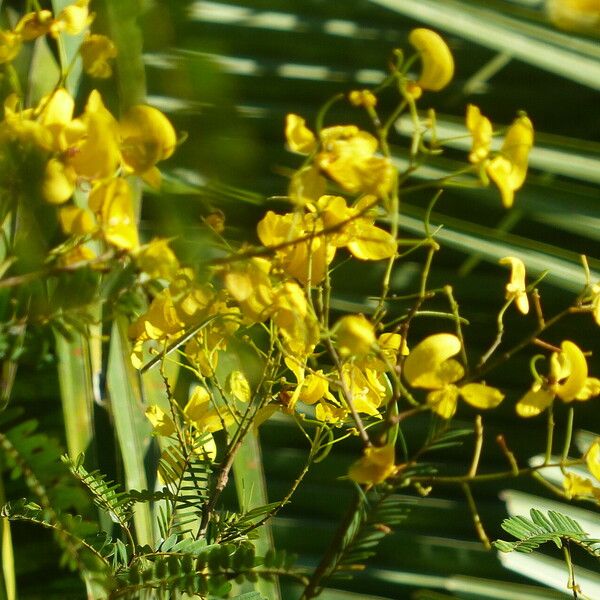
{"left": 110, "top": 542, "right": 303, "bottom": 599}
{"left": 329, "top": 491, "right": 409, "bottom": 581}
{"left": 494, "top": 508, "right": 600, "bottom": 557}
{"left": 1, "top": 499, "right": 110, "bottom": 574}
{"left": 217, "top": 500, "right": 282, "bottom": 543}
{"left": 156, "top": 442, "right": 213, "bottom": 539}
{"left": 62, "top": 453, "right": 134, "bottom": 529}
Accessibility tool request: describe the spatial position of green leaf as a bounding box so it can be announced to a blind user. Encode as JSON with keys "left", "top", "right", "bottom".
{"left": 107, "top": 317, "right": 153, "bottom": 547}
{"left": 494, "top": 508, "right": 600, "bottom": 557}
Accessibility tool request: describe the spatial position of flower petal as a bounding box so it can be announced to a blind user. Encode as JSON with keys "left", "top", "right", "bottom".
{"left": 408, "top": 28, "right": 454, "bottom": 91}
{"left": 586, "top": 438, "right": 600, "bottom": 482}
{"left": 403, "top": 333, "right": 461, "bottom": 389}
{"left": 499, "top": 256, "right": 529, "bottom": 314}
{"left": 427, "top": 386, "right": 459, "bottom": 419}
{"left": 555, "top": 340, "right": 588, "bottom": 402}
{"left": 347, "top": 223, "right": 397, "bottom": 260}
{"left": 336, "top": 314, "right": 376, "bottom": 358}
{"left": 460, "top": 383, "right": 504, "bottom": 409}
{"left": 348, "top": 444, "right": 396, "bottom": 485}
{"left": 285, "top": 114, "right": 316, "bottom": 154}
{"left": 515, "top": 386, "right": 554, "bottom": 418}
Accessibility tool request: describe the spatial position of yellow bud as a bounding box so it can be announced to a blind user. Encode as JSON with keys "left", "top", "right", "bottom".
{"left": 408, "top": 28, "right": 454, "bottom": 92}
{"left": 120, "top": 105, "right": 177, "bottom": 175}
{"left": 348, "top": 90, "right": 377, "bottom": 109}
{"left": 336, "top": 314, "right": 376, "bottom": 357}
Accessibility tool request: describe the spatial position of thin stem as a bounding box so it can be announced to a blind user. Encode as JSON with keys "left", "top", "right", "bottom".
{"left": 461, "top": 483, "right": 491, "bottom": 549}
{"left": 325, "top": 339, "right": 371, "bottom": 447}
{"left": 563, "top": 542, "right": 579, "bottom": 599}
{"left": 443, "top": 286, "right": 468, "bottom": 368}
{"left": 561, "top": 407, "right": 574, "bottom": 465}
{"left": 545, "top": 404, "right": 555, "bottom": 465}
{"left": 478, "top": 299, "right": 511, "bottom": 367}
{"left": 496, "top": 435, "right": 519, "bottom": 476}
{"left": 411, "top": 458, "right": 583, "bottom": 485}
{"left": 469, "top": 416, "right": 484, "bottom": 478}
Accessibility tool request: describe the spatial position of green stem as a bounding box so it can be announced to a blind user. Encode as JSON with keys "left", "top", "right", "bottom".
{"left": 563, "top": 542, "right": 578, "bottom": 599}
{"left": 411, "top": 459, "right": 583, "bottom": 485}
{"left": 545, "top": 403, "right": 555, "bottom": 465}
{"left": 461, "top": 482, "right": 490, "bottom": 549}
{"left": 561, "top": 407, "right": 574, "bottom": 465}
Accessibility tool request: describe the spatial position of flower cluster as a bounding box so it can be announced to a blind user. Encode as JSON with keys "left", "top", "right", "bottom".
{"left": 129, "top": 27, "right": 597, "bottom": 502}
{"left": 0, "top": 86, "right": 175, "bottom": 259}
{"left": 0, "top": 1, "right": 116, "bottom": 79}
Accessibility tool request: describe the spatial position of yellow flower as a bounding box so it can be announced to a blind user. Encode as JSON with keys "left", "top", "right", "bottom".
{"left": 130, "top": 289, "right": 183, "bottom": 341}
{"left": 348, "top": 444, "right": 397, "bottom": 486}
{"left": 272, "top": 281, "right": 319, "bottom": 357}
{"left": 285, "top": 114, "right": 316, "bottom": 154}
{"left": 335, "top": 314, "right": 376, "bottom": 358}
{"left": 0, "top": 30, "right": 22, "bottom": 64}
{"left": 349, "top": 90, "right": 377, "bottom": 109}
{"left": 499, "top": 256, "right": 529, "bottom": 314}
{"left": 136, "top": 238, "right": 179, "bottom": 280}
{"left": 88, "top": 178, "right": 139, "bottom": 250}
{"left": 486, "top": 115, "right": 534, "bottom": 209}
{"left": 42, "top": 158, "right": 77, "bottom": 204}
{"left": 299, "top": 371, "right": 335, "bottom": 405}
{"left": 360, "top": 332, "right": 409, "bottom": 373}
{"left": 317, "top": 126, "right": 395, "bottom": 197}
{"left": 227, "top": 371, "right": 251, "bottom": 403}
{"left": 145, "top": 405, "right": 176, "bottom": 436}
{"left": 38, "top": 88, "right": 76, "bottom": 152}
{"left": 516, "top": 340, "right": 598, "bottom": 417}
{"left": 257, "top": 209, "right": 334, "bottom": 285}
{"left": 15, "top": 10, "right": 54, "bottom": 41}
{"left": 404, "top": 333, "right": 504, "bottom": 419}
{"left": 466, "top": 104, "right": 492, "bottom": 164}
{"left": 315, "top": 402, "right": 348, "bottom": 424}
{"left": 288, "top": 165, "right": 326, "bottom": 206}
{"left": 225, "top": 258, "right": 275, "bottom": 323}
{"left": 341, "top": 364, "right": 386, "bottom": 417}
{"left": 591, "top": 284, "right": 600, "bottom": 326}
{"left": 317, "top": 194, "right": 396, "bottom": 259}
{"left": 67, "top": 90, "right": 121, "bottom": 180}
{"left": 58, "top": 205, "right": 96, "bottom": 235}
{"left": 52, "top": 0, "right": 90, "bottom": 36}
{"left": 408, "top": 28, "right": 454, "bottom": 92}
{"left": 184, "top": 386, "right": 230, "bottom": 434}
{"left": 119, "top": 105, "right": 177, "bottom": 184}
{"left": 284, "top": 114, "right": 394, "bottom": 196}
{"left": 80, "top": 34, "right": 117, "bottom": 78}
{"left": 546, "top": 0, "right": 600, "bottom": 35}
{"left": 466, "top": 107, "right": 534, "bottom": 209}
{"left": 587, "top": 438, "right": 600, "bottom": 482}
{"left": 563, "top": 473, "right": 600, "bottom": 502}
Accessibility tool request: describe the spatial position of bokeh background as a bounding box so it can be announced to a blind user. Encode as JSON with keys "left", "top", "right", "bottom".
{"left": 3, "top": 0, "right": 599, "bottom": 598}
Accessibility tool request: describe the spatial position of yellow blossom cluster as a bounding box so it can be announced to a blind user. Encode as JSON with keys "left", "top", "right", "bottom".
{"left": 0, "top": 86, "right": 176, "bottom": 259}
{"left": 129, "top": 262, "right": 241, "bottom": 375}
{"left": 466, "top": 105, "right": 534, "bottom": 208}
{"left": 516, "top": 340, "right": 600, "bottom": 418}
{"left": 0, "top": 1, "right": 117, "bottom": 79}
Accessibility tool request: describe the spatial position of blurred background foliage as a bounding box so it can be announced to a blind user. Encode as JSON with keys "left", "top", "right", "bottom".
{"left": 1, "top": 0, "right": 599, "bottom": 598}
